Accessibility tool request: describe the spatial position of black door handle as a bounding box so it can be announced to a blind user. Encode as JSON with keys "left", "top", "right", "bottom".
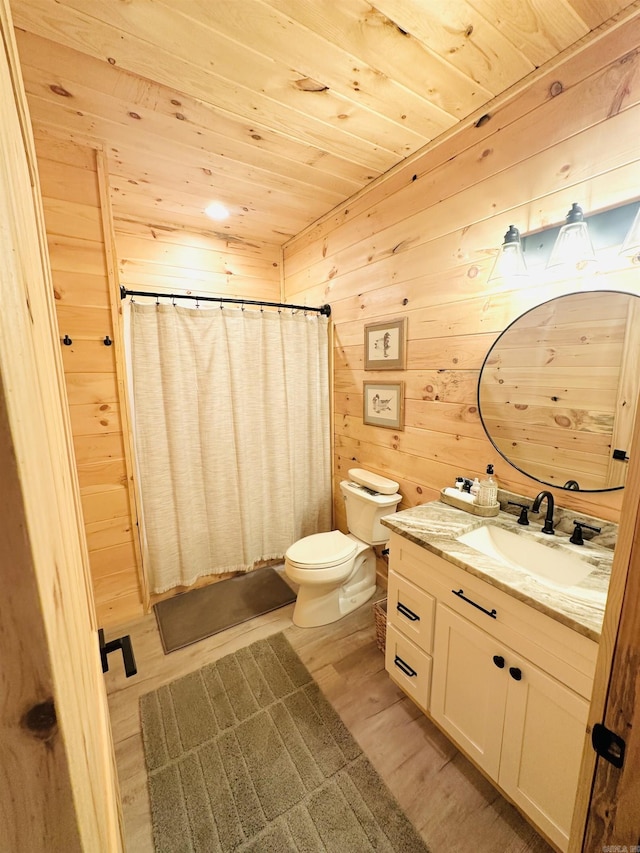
{"left": 493, "top": 655, "right": 505, "bottom": 668}
{"left": 509, "top": 666, "right": 522, "bottom": 681}
{"left": 99, "top": 628, "right": 137, "bottom": 678}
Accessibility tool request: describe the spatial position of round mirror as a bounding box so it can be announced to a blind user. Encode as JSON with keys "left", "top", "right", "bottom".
{"left": 478, "top": 290, "right": 640, "bottom": 492}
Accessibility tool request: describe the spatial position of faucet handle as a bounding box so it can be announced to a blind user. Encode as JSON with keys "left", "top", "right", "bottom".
{"left": 570, "top": 520, "right": 602, "bottom": 545}
{"left": 508, "top": 501, "right": 530, "bottom": 525}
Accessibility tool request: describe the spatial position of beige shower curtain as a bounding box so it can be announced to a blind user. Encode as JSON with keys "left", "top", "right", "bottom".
{"left": 129, "top": 302, "right": 331, "bottom": 594}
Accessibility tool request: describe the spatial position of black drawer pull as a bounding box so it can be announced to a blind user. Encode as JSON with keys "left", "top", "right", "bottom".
{"left": 452, "top": 589, "right": 497, "bottom": 619}
{"left": 396, "top": 601, "right": 420, "bottom": 622}
{"left": 509, "top": 666, "right": 522, "bottom": 681}
{"left": 493, "top": 655, "right": 505, "bottom": 669}
{"left": 394, "top": 655, "right": 417, "bottom": 678}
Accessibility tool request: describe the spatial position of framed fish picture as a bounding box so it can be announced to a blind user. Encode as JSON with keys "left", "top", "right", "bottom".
{"left": 363, "top": 317, "right": 407, "bottom": 370}
{"left": 363, "top": 381, "right": 404, "bottom": 430}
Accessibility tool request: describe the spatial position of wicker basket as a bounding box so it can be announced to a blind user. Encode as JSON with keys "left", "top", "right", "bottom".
{"left": 372, "top": 598, "right": 387, "bottom": 654}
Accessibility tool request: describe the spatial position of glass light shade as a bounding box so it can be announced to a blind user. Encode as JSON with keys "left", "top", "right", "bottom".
{"left": 488, "top": 225, "right": 528, "bottom": 282}
{"left": 619, "top": 205, "right": 640, "bottom": 257}
{"left": 546, "top": 203, "right": 596, "bottom": 269}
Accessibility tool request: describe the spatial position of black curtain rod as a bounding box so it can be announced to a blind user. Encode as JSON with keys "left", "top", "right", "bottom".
{"left": 119, "top": 286, "right": 331, "bottom": 316}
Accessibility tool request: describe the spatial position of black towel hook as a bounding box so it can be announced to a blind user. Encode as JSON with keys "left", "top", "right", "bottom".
{"left": 104, "top": 335, "right": 112, "bottom": 346}
{"left": 62, "top": 334, "right": 72, "bottom": 346}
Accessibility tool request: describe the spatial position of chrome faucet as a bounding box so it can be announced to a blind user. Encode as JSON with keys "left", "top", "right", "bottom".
{"left": 531, "top": 491, "right": 555, "bottom": 535}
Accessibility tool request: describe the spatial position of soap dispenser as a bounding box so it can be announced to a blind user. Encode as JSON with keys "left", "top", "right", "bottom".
{"left": 477, "top": 464, "right": 498, "bottom": 507}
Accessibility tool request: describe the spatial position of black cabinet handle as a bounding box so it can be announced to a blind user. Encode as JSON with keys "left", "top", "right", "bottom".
{"left": 396, "top": 601, "right": 420, "bottom": 622}
{"left": 394, "top": 655, "right": 417, "bottom": 678}
{"left": 452, "top": 589, "right": 497, "bottom": 619}
{"left": 493, "top": 655, "right": 505, "bottom": 669}
{"left": 509, "top": 666, "right": 522, "bottom": 681}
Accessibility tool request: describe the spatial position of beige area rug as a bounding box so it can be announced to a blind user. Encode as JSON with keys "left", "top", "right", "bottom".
{"left": 154, "top": 567, "right": 297, "bottom": 653}
{"left": 140, "top": 632, "right": 430, "bottom": 852}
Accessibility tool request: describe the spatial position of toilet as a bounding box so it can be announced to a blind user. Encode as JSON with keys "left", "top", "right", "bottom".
{"left": 284, "top": 468, "right": 401, "bottom": 627}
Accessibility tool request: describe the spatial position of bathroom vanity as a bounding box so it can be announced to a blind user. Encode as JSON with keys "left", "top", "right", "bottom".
{"left": 381, "top": 500, "right": 612, "bottom": 853}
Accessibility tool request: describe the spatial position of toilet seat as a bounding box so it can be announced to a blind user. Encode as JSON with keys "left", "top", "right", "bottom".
{"left": 285, "top": 530, "right": 356, "bottom": 570}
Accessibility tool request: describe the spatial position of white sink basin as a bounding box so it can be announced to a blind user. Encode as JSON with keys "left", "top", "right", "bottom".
{"left": 457, "top": 524, "right": 593, "bottom": 588}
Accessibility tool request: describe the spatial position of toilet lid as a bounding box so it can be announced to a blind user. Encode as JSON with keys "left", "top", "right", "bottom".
{"left": 286, "top": 530, "right": 357, "bottom": 569}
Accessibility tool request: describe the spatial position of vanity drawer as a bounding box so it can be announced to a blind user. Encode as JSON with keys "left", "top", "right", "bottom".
{"left": 385, "top": 624, "right": 432, "bottom": 712}
{"left": 387, "top": 569, "right": 436, "bottom": 653}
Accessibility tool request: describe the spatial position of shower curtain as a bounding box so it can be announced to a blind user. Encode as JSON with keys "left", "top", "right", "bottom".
{"left": 129, "top": 302, "right": 331, "bottom": 594}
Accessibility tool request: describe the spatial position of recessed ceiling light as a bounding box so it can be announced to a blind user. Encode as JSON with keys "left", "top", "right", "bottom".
{"left": 205, "top": 201, "right": 229, "bottom": 220}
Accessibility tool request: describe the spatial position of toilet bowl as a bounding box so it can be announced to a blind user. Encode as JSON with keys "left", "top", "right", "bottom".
{"left": 285, "top": 469, "right": 401, "bottom": 627}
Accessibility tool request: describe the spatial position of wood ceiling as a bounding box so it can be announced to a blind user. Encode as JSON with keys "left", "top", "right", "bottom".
{"left": 10, "top": 0, "right": 639, "bottom": 247}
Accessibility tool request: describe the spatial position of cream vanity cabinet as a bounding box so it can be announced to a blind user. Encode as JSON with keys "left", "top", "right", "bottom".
{"left": 385, "top": 533, "right": 598, "bottom": 852}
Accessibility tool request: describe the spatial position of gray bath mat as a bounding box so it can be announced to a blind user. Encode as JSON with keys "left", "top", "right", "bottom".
{"left": 154, "top": 567, "right": 296, "bottom": 653}
{"left": 140, "top": 632, "right": 430, "bottom": 852}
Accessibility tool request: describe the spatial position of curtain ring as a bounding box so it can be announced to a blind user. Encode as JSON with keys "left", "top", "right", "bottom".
{"left": 156, "top": 294, "right": 160, "bottom": 306}
{"left": 172, "top": 295, "right": 176, "bottom": 307}
{"left": 196, "top": 296, "right": 200, "bottom": 309}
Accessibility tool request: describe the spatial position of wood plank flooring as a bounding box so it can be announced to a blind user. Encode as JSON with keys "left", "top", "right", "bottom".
{"left": 105, "top": 587, "right": 553, "bottom": 852}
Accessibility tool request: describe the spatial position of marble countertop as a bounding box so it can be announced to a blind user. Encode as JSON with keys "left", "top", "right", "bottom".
{"left": 381, "top": 501, "right": 613, "bottom": 642}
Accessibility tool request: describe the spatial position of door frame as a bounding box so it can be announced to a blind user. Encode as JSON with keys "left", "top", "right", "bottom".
{"left": 570, "top": 387, "right": 640, "bottom": 850}
{"left": 0, "top": 2, "right": 124, "bottom": 847}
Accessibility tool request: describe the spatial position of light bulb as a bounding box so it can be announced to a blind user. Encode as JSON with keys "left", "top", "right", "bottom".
{"left": 547, "top": 203, "right": 596, "bottom": 270}
{"left": 205, "top": 201, "right": 230, "bottom": 221}
{"left": 488, "top": 225, "right": 528, "bottom": 282}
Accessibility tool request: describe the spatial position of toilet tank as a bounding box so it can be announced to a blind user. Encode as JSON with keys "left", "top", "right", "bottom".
{"left": 339, "top": 469, "right": 401, "bottom": 545}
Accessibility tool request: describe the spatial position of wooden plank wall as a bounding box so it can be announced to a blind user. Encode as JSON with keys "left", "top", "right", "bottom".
{"left": 283, "top": 18, "right": 640, "bottom": 539}
{"left": 113, "top": 221, "right": 282, "bottom": 303}
{"left": 34, "top": 129, "right": 143, "bottom": 628}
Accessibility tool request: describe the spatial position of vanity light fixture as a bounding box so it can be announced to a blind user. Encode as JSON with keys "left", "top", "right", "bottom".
{"left": 488, "top": 224, "right": 528, "bottom": 282}
{"left": 204, "top": 201, "right": 230, "bottom": 221}
{"left": 490, "top": 199, "right": 640, "bottom": 274}
{"left": 619, "top": 204, "right": 640, "bottom": 260}
{"left": 546, "top": 202, "right": 597, "bottom": 270}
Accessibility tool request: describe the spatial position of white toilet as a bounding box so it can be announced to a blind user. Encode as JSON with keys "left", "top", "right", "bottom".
{"left": 284, "top": 468, "right": 401, "bottom": 627}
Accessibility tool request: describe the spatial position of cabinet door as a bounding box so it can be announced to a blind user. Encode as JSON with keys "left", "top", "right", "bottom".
{"left": 499, "top": 654, "right": 589, "bottom": 852}
{"left": 431, "top": 604, "right": 508, "bottom": 779}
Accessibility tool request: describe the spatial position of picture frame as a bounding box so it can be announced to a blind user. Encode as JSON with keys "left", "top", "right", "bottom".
{"left": 363, "top": 381, "right": 404, "bottom": 430}
{"left": 364, "top": 317, "right": 407, "bottom": 370}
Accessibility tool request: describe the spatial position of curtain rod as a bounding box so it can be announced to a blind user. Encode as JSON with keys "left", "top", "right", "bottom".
{"left": 119, "top": 286, "right": 331, "bottom": 316}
